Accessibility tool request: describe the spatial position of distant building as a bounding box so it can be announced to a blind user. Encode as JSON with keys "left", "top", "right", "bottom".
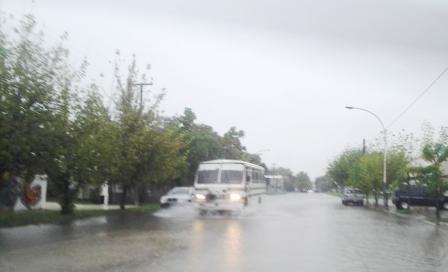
{"left": 265, "top": 175, "right": 285, "bottom": 194}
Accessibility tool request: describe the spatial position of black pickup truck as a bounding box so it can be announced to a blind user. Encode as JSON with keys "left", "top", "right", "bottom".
{"left": 392, "top": 185, "right": 448, "bottom": 210}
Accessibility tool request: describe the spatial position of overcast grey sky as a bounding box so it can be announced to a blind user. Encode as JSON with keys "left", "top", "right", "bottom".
{"left": 2, "top": 0, "right": 448, "bottom": 178}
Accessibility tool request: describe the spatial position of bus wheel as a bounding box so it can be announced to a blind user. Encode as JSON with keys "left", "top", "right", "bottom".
{"left": 199, "top": 210, "right": 208, "bottom": 216}
{"left": 258, "top": 196, "right": 262, "bottom": 204}
{"left": 244, "top": 197, "right": 249, "bottom": 207}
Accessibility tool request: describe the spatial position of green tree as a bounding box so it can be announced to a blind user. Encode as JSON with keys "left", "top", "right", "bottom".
{"left": 0, "top": 16, "right": 56, "bottom": 187}
{"left": 296, "top": 171, "right": 312, "bottom": 191}
{"left": 171, "top": 108, "right": 225, "bottom": 184}
{"left": 415, "top": 143, "right": 448, "bottom": 223}
{"left": 328, "top": 146, "right": 408, "bottom": 207}
{"left": 168, "top": 108, "right": 266, "bottom": 184}
{"left": 0, "top": 15, "right": 104, "bottom": 214}
{"left": 315, "top": 175, "right": 335, "bottom": 192}
{"left": 246, "top": 153, "right": 267, "bottom": 169}
{"left": 327, "top": 149, "right": 364, "bottom": 190}
{"left": 71, "top": 91, "right": 118, "bottom": 193}
{"left": 358, "top": 152, "right": 383, "bottom": 205}
{"left": 111, "top": 57, "right": 186, "bottom": 209}
{"left": 113, "top": 58, "right": 152, "bottom": 209}
{"left": 386, "top": 151, "right": 409, "bottom": 191}
{"left": 44, "top": 86, "right": 115, "bottom": 214}
{"left": 221, "top": 126, "right": 247, "bottom": 160}
{"left": 142, "top": 128, "right": 188, "bottom": 192}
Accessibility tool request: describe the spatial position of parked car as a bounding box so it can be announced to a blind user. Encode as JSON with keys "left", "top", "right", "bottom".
{"left": 392, "top": 185, "right": 448, "bottom": 210}
{"left": 342, "top": 188, "right": 364, "bottom": 206}
{"left": 160, "top": 187, "right": 194, "bottom": 208}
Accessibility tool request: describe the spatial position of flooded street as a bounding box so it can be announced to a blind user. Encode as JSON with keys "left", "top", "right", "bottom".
{"left": 1, "top": 193, "right": 447, "bottom": 272}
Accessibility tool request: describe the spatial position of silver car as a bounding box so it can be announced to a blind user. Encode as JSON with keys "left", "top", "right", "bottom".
{"left": 342, "top": 188, "right": 364, "bottom": 206}
{"left": 160, "top": 187, "right": 194, "bottom": 208}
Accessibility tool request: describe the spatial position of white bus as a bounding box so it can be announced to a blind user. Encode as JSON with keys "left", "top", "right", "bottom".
{"left": 193, "top": 159, "right": 266, "bottom": 214}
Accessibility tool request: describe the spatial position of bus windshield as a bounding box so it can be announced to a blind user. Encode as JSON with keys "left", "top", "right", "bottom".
{"left": 221, "top": 170, "right": 244, "bottom": 184}
{"left": 197, "top": 169, "right": 219, "bottom": 184}
{"left": 196, "top": 163, "right": 244, "bottom": 184}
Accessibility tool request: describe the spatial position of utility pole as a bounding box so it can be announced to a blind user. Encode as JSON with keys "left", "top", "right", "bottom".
{"left": 132, "top": 82, "right": 152, "bottom": 205}
{"left": 346, "top": 106, "right": 389, "bottom": 208}
{"left": 133, "top": 82, "right": 153, "bottom": 109}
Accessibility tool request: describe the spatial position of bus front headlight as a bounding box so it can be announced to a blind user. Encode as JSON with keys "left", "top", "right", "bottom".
{"left": 195, "top": 193, "right": 206, "bottom": 201}
{"left": 229, "top": 193, "right": 242, "bottom": 202}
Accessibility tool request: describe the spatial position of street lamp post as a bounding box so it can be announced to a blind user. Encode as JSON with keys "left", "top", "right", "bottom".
{"left": 345, "top": 106, "right": 388, "bottom": 208}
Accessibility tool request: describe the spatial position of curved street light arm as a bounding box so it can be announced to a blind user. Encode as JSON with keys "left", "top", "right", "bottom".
{"left": 346, "top": 106, "right": 386, "bottom": 132}
{"left": 345, "top": 105, "right": 389, "bottom": 208}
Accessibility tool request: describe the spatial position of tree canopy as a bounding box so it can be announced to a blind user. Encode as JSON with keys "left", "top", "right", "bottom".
{"left": 0, "top": 15, "right": 268, "bottom": 213}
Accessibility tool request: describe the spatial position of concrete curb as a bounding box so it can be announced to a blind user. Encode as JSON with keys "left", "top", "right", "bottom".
{"left": 370, "top": 205, "right": 448, "bottom": 228}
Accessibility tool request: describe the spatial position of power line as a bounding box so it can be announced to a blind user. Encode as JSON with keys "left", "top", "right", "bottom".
{"left": 387, "top": 65, "right": 448, "bottom": 128}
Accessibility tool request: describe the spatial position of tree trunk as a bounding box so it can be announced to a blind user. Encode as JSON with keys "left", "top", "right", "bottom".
{"left": 435, "top": 206, "right": 441, "bottom": 225}
{"left": 23, "top": 173, "right": 38, "bottom": 211}
{"left": 135, "top": 184, "right": 140, "bottom": 206}
{"left": 434, "top": 196, "right": 441, "bottom": 224}
{"left": 120, "top": 185, "right": 127, "bottom": 210}
{"left": 365, "top": 193, "right": 370, "bottom": 206}
{"left": 60, "top": 177, "right": 74, "bottom": 215}
{"left": 374, "top": 193, "right": 379, "bottom": 207}
{"left": 407, "top": 182, "right": 411, "bottom": 210}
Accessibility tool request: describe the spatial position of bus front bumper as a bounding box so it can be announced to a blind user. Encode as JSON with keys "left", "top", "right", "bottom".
{"left": 195, "top": 200, "right": 244, "bottom": 211}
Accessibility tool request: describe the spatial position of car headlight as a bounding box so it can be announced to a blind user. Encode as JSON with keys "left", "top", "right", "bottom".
{"left": 195, "top": 193, "right": 206, "bottom": 201}
{"left": 229, "top": 193, "right": 242, "bottom": 202}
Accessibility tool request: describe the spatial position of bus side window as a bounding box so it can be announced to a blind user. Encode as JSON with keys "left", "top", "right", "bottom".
{"left": 246, "top": 168, "right": 252, "bottom": 182}
{"left": 253, "top": 170, "right": 260, "bottom": 183}
{"left": 257, "top": 170, "right": 263, "bottom": 183}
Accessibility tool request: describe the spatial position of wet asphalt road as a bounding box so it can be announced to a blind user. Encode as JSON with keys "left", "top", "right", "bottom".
{"left": 1, "top": 193, "right": 447, "bottom": 272}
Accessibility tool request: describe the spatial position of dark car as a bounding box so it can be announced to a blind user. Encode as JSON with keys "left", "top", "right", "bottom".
{"left": 392, "top": 185, "right": 448, "bottom": 210}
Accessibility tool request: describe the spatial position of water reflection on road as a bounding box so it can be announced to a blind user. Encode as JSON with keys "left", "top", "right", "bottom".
{"left": 1, "top": 194, "right": 448, "bottom": 272}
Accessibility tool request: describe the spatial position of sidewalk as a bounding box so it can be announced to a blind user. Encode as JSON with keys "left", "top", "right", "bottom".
{"left": 365, "top": 201, "right": 448, "bottom": 226}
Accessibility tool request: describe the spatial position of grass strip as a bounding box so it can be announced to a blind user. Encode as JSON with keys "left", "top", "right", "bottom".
{"left": 0, "top": 204, "right": 159, "bottom": 228}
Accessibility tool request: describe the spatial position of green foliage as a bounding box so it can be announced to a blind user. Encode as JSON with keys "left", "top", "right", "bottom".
{"left": 315, "top": 175, "right": 335, "bottom": 192}
{"left": 413, "top": 142, "right": 448, "bottom": 222}
{"left": 295, "top": 171, "right": 312, "bottom": 191}
{"left": 167, "top": 108, "right": 266, "bottom": 185}
{"left": 0, "top": 15, "right": 58, "bottom": 182}
{"left": 111, "top": 57, "right": 187, "bottom": 208}
{"left": 387, "top": 151, "right": 409, "bottom": 189}
{"left": 221, "top": 126, "right": 247, "bottom": 160}
{"left": 327, "top": 149, "right": 364, "bottom": 189}
{"left": 0, "top": 15, "right": 97, "bottom": 214}
{"left": 327, "top": 146, "right": 409, "bottom": 206}
{"left": 358, "top": 152, "right": 383, "bottom": 193}
{"left": 168, "top": 108, "right": 225, "bottom": 184}
{"left": 0, "top": 14, "right": 266, "bottom": 215}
